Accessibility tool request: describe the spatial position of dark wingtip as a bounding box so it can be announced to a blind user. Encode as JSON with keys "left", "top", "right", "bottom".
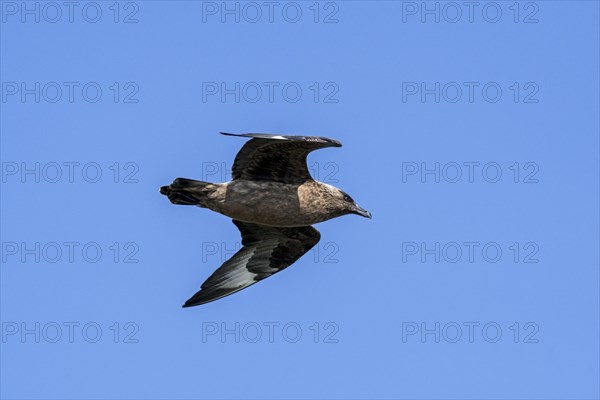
{"left": 329, "top": 138, "right": 343, "bottom": 147}
{"left": 182, "top": 297, "right": 198, "bottom": 308}
{"left": 183, "top": 292, "right": 205, "bottom": 308}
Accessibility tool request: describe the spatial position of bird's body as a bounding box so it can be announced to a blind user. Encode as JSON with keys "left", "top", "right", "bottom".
{"left": 160, "top": 132, "right": 371, "bottom": 307}
{"left": 168, "top": 179, "right": 350, "bottom": 227}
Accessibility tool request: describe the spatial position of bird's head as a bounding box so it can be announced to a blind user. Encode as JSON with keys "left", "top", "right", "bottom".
{"left": 322, "top": 184, "right": 372, "bottom": 219}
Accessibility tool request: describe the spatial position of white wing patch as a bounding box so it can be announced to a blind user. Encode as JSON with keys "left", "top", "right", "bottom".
{"left": 220, "top": 247, "right": 257, "bottom": 289}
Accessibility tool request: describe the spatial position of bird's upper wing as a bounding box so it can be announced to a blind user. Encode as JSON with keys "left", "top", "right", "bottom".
{"left": 183, "top": 220, "right": 321, "bottom": 307}
{"left": 221, "top": 132, "right": 342, "bottom": 184}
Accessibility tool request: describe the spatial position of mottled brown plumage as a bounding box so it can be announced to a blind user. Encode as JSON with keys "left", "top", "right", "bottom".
{"left": 160, "top": 132, "right": 371, "bottom": 307}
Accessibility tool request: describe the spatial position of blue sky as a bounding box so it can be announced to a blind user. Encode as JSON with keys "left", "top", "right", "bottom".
{"left": 1, "top": 1, "right": 599, "bottom": 399}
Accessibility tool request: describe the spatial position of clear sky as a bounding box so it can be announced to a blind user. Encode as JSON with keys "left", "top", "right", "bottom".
{"left": 1, "top": 1, "right": 599, "bottom": 399}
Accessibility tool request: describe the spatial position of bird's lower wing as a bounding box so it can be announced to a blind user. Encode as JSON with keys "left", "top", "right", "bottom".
{"left": 183, "top": 220, "right": 321, "bottom": 307}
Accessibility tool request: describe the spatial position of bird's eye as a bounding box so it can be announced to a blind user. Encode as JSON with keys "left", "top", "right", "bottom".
{"left": 343, "top": 194, "right": 353, "bottom": 202}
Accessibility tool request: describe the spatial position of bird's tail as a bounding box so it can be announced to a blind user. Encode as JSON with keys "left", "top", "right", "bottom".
{"left": 159, "top": 178, "right": 217, "bottom": 207}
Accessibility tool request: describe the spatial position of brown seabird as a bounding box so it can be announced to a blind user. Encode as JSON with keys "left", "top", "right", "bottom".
{"left": 160, "top": 132, "right": 371, "bottom": 307}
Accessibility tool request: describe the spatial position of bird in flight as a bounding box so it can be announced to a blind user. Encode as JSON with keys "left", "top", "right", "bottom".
{"left": 160, "top": 132, "right": 371, "bottom": 307}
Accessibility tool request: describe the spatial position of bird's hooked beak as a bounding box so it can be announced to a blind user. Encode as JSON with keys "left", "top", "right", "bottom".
{"left": 353, "top": 205, "right": 372, "bottom": 219}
